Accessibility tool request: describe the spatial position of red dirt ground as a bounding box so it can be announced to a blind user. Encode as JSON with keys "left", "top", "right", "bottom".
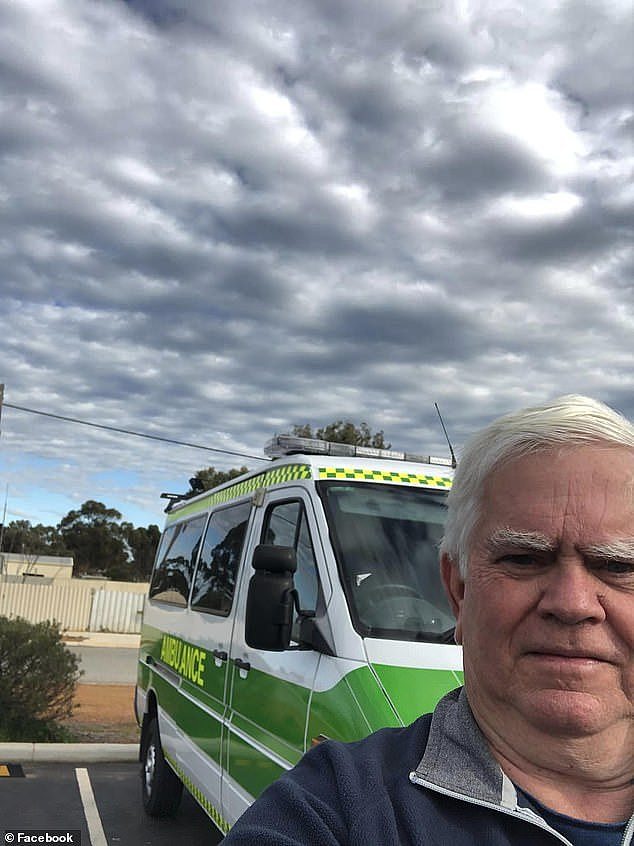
{"left": 61, "top": 683, "right": 140, "bottom": 743}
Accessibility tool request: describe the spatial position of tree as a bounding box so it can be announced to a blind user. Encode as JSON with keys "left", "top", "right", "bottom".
{"left": 189, "top": 466, "right": 249, "bottom": 493}
{"left": 122, "top": 523, "right": 161, "bottom": 580}
{"left": 1, "top": 507, "right": 160, "bottom": 583}
{"left": 0, "top": 616, "right": 80, "bottom": 741}
{"left": 1, "top": 520, "right": 66, "bottom": 559}
{"left": 1, "top": 520, "right": 36, "bottom": 556}
{"left": 291, "top": 421, "right": 391, "bottom": 449}
{"left": 59, "top": 500, "right": 128, "bottom": 578}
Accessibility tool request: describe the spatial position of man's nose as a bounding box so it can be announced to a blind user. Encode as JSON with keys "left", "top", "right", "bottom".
{"left": 536, "top": 557, "right": 607, "bottom": 625}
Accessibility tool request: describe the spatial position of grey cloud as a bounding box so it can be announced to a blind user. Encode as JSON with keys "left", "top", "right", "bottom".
{"left": 553, "top": 3, "right": 634, "bottom": 112}
{"left": 490, "top": 202, "right": 627, "bottom": 265}
{"left": 415, "top": 124, "right": 549, "bottom": 204}
{"left": 0, "top": 0, "right": 631, "bottom": 527}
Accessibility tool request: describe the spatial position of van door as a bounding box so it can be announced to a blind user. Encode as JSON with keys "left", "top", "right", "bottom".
{"left": 175, "top": 499, "right": 254, "bottom": 829}
{"left": 222, "top": 486, "right": 329, "bottom": 825}
{"left": 143, "top": 514, "right": 207, "bottom": 771}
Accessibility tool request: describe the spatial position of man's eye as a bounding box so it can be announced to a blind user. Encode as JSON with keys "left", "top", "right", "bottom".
{"left": 600, "top": 560, "right": 634, "bottom": 575}
{"left": 498, "top": 554, "right": 541, "bottom": 567}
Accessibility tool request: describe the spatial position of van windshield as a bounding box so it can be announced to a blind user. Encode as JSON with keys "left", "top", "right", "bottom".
{"left": 318, "top": 481, "right": 455, "bottom": 642}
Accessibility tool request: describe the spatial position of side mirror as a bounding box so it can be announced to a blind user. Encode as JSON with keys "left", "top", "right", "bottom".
{"left": 245, "top": 545, "right": 297, "bottom": 651}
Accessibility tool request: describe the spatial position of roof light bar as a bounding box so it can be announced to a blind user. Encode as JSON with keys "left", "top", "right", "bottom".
{"left": 264, "top": 435, "right": 452, "bottom": 467}
{"left": 428, "top": 455, "right": 454, "bottom": 467}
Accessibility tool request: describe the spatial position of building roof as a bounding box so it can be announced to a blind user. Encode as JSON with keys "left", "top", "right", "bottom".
{"left": 0, "top": 553, "right": 74, "bottom": 567}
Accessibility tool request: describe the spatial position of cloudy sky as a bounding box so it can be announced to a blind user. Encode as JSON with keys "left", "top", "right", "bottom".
{"left": 1, "top": 0, "right": 632, "bottom": 530}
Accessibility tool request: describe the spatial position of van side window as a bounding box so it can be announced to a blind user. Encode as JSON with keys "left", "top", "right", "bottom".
{"left": 262, "top": 501, "right": 319, "bottom": 627}
{"left": 191, "top": 501, "right": 251, "bottom": 616}
{"left": 149, "top": 516, "right": 206, "bottom": 606}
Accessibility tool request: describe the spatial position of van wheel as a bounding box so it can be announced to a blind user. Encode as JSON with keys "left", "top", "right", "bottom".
{"left": 141, "top": 716, "right": 183, "bottom": 817}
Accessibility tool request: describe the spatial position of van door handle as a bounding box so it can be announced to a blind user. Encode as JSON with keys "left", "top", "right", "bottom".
{"left": 212, "top": 649, "right": 228, "bottom": 662}
{"left": 233, "top": 658, "right": 251, "bottom": 672}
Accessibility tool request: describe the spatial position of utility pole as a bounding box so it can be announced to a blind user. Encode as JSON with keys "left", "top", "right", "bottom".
{"left": 0, "top": 486, "right": 6, "bottom": 577}
{"left": 0, "top": 385, "right": 5, "bottom": 571}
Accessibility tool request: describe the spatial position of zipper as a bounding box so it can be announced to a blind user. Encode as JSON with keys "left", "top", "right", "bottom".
{"left": 621, "top": 814, "right": 634, "bottom": 846}
{"left": 409, "top": 771, "right": 573, "bottom": 846}
{"left": 410, "top": 772, "right": 634, "bottom": 846}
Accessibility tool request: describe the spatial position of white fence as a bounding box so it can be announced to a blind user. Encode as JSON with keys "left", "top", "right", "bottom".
{"left": 88, "top": 589, "right": 145, "bottom": 634}
{"left": 0, "top": 580, "right": 148, "bottom": 633}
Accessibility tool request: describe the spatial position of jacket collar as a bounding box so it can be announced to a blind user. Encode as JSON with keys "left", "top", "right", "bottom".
{"left": 411, "top": 688, "right": 634, "bottom": 844}
{"left": 411, "top": 687, "right": 518, "bottom": 810}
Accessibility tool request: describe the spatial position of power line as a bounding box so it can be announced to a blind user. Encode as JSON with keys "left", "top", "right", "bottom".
{"left": 2, "top": 402, "right": 270, "bottom": 463}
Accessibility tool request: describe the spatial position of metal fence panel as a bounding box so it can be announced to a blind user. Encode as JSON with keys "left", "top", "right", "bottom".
{"left": 0, "top": 581, "right": 92, "bottom": 630}
{"left": 88, "top": 589, "right": 146, "bottom": 633}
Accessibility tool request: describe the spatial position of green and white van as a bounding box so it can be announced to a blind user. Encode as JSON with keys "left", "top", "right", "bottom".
{"left": 135, "top": 436, "right": 463, "bottom": 834}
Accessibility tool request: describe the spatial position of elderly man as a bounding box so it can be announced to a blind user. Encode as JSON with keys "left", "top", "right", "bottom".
{"left": 223, "top": 395, "right": 633, "bottom": 845}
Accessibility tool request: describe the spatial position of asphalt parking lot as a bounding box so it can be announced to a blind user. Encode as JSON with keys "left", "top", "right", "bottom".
{"left": 0, "top": 761, "right": 222, "bottom": 845}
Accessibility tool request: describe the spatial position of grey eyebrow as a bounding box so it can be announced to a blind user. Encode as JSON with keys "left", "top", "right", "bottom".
{"left": 485, "top": 530, "right": 634, "bottom": 562}
{"left": 582, "top": 540, "right": 634, "bottom": 560}
{"left": 485, "top": 528, "right": 555, "bottom": 553}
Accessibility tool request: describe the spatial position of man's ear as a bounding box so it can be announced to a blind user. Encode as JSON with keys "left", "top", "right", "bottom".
{"left": 440, "top": 552, "right": 465, "bottom": 645}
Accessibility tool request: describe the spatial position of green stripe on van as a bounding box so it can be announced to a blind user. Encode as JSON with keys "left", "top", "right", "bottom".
{"left": 166, "top": 464, "right": 312, "bottom": 523}
{"left": 139, "top": 625, "right": 462, "bottom": 802}
{"left": 165, "top": 753, "right": 230, "bottom": 834}
{"left": 371, "top": 664, "right": 464, "bottom": 725}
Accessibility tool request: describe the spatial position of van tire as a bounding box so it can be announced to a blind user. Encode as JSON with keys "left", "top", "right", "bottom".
{"left": 141, "top": 716, "right": 183, "bottom": 817}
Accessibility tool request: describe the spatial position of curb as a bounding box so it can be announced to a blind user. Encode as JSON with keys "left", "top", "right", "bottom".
{"left": 0, "top": 743, "right": 138, "bottom": 763}
{"left": 63, "top": 632, "right": 141, "bottom": 649}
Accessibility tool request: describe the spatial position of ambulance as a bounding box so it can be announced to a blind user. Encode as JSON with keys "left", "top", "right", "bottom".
{"left": 135, "top": 435, "right": 464, "bottom": 834}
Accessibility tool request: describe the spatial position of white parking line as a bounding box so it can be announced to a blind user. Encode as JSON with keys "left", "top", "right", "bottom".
{"left": 75, "top": 767, "right": 108, "bottom": 846}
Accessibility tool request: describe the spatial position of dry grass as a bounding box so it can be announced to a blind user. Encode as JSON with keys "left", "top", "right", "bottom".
{"left": 61, "top": 683, "right": 140, "bottom": 743}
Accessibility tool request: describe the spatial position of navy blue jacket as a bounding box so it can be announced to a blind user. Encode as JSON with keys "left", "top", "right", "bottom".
{"left": 222, "top": 688, "right": 633, "bottom": 846}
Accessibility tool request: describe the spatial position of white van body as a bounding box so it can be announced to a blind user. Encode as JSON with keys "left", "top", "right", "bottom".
{"left": 136, "top": 441, "right": 463, "bottom": 832}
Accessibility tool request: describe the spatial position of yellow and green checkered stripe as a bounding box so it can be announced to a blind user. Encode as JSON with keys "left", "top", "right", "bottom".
{"left": 317, "top": 467, "right": 452, "bottom": 488}
{"left": 165, "top": 752, "right": 231, "bottom": 834}
{"left": 167, "top": 463, "right": 312, "bottom": 523}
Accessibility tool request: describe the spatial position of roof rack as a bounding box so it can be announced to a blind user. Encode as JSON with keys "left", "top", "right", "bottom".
{"left": 160, "top": 490, "right": 196, "bottom": 512}
{"left": 160, "top": 476, "right": 210, "bottom": 512}
{"left": 264, "top": 435, "right": 452, "bottom": 466}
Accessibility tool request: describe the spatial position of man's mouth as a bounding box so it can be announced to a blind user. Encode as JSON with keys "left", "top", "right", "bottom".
{"left": 525, "top": 648, "right": 610, "bottom": 664}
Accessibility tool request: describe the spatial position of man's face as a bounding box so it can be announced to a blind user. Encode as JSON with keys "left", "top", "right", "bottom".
{"left": 442, "top": 446, "right": 634, "bottom": 740}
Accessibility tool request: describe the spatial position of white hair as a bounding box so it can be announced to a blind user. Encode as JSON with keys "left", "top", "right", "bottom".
{"left": 440, "top": 394, "right": 634, "bottom": 575}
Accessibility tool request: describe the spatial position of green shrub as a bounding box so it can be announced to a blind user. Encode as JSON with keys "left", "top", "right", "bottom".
{"left": 0, "top": 616, "right": 81, "bottom": 741}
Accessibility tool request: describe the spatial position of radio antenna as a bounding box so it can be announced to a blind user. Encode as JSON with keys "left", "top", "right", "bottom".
{"left": 434, "top": 403, "right": 457, "bottom": 469}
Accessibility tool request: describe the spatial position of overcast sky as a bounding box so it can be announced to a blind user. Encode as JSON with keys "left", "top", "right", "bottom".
{"left": 1, "top": 0, "right": 632, "bottom": 530}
